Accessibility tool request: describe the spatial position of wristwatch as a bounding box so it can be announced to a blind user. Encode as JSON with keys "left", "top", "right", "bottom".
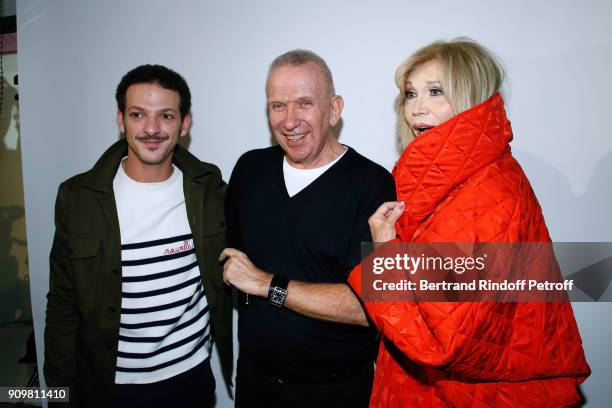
{"left": 268, "top": 275, "right": 289, "bottom": 308}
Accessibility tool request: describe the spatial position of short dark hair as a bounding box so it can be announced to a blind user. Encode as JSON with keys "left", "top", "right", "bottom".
{"left": 115, "top": 64, "right": 191, "bottom": 118}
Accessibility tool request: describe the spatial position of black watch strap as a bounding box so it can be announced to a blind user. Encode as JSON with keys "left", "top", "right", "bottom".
{"left": 268, "top": 275, "right": 289, "bottom": 308}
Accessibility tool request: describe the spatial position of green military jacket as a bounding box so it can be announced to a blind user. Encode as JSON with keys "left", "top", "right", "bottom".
{"left": 44, "top": 139, "right": 232, "bottom": 407}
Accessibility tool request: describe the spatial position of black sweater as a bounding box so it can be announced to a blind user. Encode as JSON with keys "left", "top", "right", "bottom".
{"left": 226, "top": 145, "right": 396, "bottom": 374}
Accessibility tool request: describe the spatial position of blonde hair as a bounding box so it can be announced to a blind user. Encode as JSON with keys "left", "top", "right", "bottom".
{"left": 395, "top": 38, "right": 504, "bottom": 146}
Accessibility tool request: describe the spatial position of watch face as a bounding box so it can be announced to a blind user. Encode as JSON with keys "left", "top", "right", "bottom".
{"left": 270, "top": 287, "right": 287, "bottom": 307}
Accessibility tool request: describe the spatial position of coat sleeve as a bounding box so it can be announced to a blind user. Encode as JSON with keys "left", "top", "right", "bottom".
{"left": 44, "top": 183, "right": 78, "bottom": 400}
{"left": 348, "top": 259, "right": 477, "bottom": 368}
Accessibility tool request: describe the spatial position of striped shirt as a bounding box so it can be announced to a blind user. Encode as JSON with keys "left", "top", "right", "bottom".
{"left": 113, "top": 161, "right": 210, "bottom": 384}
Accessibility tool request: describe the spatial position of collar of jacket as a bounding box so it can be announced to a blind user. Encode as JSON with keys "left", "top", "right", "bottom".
{"left": 393, "top": 93, "right": 513, "bottom": 239}
{"left": 81, "top": 139, "right": 212, "bottom": 192}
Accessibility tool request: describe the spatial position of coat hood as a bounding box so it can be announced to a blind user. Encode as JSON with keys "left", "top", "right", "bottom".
{"left": 394, "top": 93, "right": 513, "bottom": 240}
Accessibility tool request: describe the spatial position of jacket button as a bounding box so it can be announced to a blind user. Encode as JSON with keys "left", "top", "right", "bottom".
{"left": 108, "top": 306, "right": 116, "bottom": 314}
{"left": 105, "top": 343, "right": 113, "bottom": 350}
{"left": 112, "top": 268, "right": 119, "bottom": 276}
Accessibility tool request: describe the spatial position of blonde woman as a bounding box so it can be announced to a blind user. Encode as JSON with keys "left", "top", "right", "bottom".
{"left": 348, "top": 39, "right": 590, "bottom": 407}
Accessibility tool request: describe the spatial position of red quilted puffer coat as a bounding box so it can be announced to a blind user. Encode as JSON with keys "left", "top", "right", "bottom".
{"left": 348, "top": 94, "right": 590, "bottom": 407}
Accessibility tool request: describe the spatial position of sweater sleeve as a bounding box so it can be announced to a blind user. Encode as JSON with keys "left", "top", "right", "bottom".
{"left": 342, "top": 167, "right": 396, "bottom": 278}
{"left": 225, "top": 153, "right": 247, "bottom": 251}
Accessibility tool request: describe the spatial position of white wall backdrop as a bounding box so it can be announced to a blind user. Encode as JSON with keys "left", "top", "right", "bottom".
{"left": 17, "top": 0, "right": 612, "bottom": 406}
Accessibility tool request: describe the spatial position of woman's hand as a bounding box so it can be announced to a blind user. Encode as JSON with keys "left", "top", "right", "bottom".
{"left": 368, "top": 201, "right": 405, "bottom": 242}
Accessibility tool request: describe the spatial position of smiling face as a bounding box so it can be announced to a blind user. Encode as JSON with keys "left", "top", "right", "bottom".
{"left": 266, "top": 63, "right": 344, "bottom": 169}
{"left": 403, "top": 60, "right": 455, "bottom": 137}
{"left": 117, "top": 82, "right": 191, "bottom": 182}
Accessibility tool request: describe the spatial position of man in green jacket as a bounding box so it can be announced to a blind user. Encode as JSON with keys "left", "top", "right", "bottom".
{"left": 44, "top": 65, "right": 232, "bottom": 408}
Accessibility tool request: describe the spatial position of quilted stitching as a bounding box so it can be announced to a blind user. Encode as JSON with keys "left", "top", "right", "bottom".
{"left": 355, "top": 95, "right": 590, "bottom": 407}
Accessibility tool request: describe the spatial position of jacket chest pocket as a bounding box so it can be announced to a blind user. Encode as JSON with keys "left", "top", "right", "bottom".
{"left": 68, "top": 233, "right": 101, "bottom": 306}
{"left": 203, "top": 213, "right": 226, "bottom": 238}
{"left": 69, "top": 233, "right": 100, "bottom": 260}
{"left": 202, "top": 212, "right": 226, "bottom": 255}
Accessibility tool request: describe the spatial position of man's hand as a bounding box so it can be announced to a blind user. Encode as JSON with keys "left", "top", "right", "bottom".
{"left": 220, "top": 248, "right": 368, "bottom": 326}
{"left": 368, "top": 201, "right": 405, "bottom": 242}
{"left": 219, "top": 248, "right": 272, "bottom": 298}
